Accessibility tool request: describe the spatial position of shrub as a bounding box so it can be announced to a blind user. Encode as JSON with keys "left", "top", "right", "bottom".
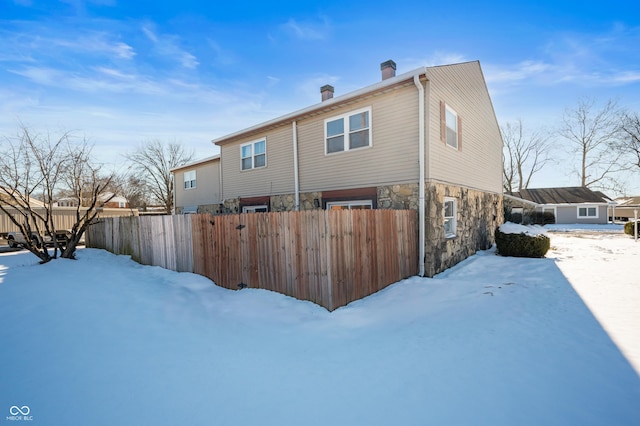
{"left": 624, "top": 220, "right": 640, "bottom": 237}
{"left": 495, "top": 229, "right": 550, "bottom": 258}
{"left": 510, "top": 212, "right": 523, "bottom": 224}
{"left": 524, "top": 210, "right": 555, "bottom": 225}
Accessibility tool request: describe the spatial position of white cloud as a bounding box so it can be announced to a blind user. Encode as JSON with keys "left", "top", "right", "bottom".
{"left": 141, "top": 24, "right": 158, "bottom": 43}
{"left": 207, "top": 39, "right": 236, "bottom": 66}
{"left": 179, "top": 52, "right": 199, "bottom": 69}
{"left": 266, "top": 76, "right": 280, "bottom": 88}
{"left": 113, "top": 42, "right": 136, "bottom": 59}
{"left": 399, "top": 52, "right": 468, "bottom": 73}
{"left": 141, "top": 23, "right": 199, "bottom": 69}
{"left": 484, "top": 60, "right": 553, "bottom": 84}
{"left": 424, "top": 51, "right": 468, "bottom": 67}
{"left": 611, "top": 71, "right": 640, "bottom": 84}
{"left": 294, "top": 74, "right": 341, "bottom": 104}
{"left": 280, "top": 17, "right": 330, "bottom": 41}
{"left": 0, "top": 26, "right": 136, "bottom": 62}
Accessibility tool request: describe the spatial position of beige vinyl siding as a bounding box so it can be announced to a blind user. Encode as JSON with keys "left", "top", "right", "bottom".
{"left": 427, "top": 61, "right": 503, "bottom": 193}
{"left": 556, "top": 205, "right": 608, "bottom": 224}
{"left": 221, "top": 125, "right": 295, "bottom": 198}
{"left": 174, "top": 160, "right": 222, "bottom": 208}
{"left": 297, "top": 86, "right": 420, "bottom": 192}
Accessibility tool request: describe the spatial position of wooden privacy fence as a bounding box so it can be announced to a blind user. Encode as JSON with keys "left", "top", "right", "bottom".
{"left": 86, "top": 210, "right": 418, "bottom": 311}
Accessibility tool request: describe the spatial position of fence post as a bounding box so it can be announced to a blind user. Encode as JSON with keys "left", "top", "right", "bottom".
{"left": 324, "top": 210, "right": 333, "bottom": 311}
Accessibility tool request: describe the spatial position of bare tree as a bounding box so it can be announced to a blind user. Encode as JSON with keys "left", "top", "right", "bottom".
{"left": 60, "top": 139, "right": 117, "bottom": 257}
{"left": 110, "top": 173, "right": 150, "bottom": 210}
{"left": 619, "top": 112, "right": 640, "bottom": 169}
{"left": 124, "top": 140, "right": 193, "bottom": 214}
{"left": 559, "top": 98, "right": 627, "bottom": 189}
{"left": 502, "top": 119, "right": 554, "bottom": 193}
{"left": 0, "top": 125, "right": 115, "bottom": 262}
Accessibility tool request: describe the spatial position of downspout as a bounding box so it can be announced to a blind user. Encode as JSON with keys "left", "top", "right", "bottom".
{"left": 293, "top": 121, "right": 300, "bottom": 211}
{"left": 219, "top": 157, "right": 224, "bottom": 209}
{"left": 172, "top": 172, "right": 176, "bottom": 215}
{"left": 414, "top": 73, "right": 426, "bottom": 277}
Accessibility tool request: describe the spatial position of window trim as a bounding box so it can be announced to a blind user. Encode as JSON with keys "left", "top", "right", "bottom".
{"left": 577, "top": 205, "right": 599, "bottom": 219}
{"left": 242, "top": 205, "right": 269, "bottom": 213}
{"left": 445, "top": 105, "right": 458, "bottom": 150}
{"left": 441, "top": 101, "right": 462, "bottom": 151}
{"left": 444, "top": 197, "right": 457, "bottom": 238}
{"left": 326, "top": 200, "right": 373, "bottom": 210}
{"left": 324, "top": 106, "right": 372, "bottom": 155}
{"left": 240, "top": 138, "right": 267, "bottom": 171}
{"left": 183, "top": 170, "right": 197, "bottom": 190}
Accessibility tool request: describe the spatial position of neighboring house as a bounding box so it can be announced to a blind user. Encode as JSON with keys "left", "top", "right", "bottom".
{"left": 171, "top": 155, "right": 222, "bottom": 214}
{"left": 1, "top": 188, "right": 46, "bottom": 208}
{"left": 56, "top": 193, "right": 130, "bottom": 209}
{"left": 56, "top": 197, "right": 78, "bottom": 207}
{"left": 612, "top": 196, "right": 640, "bottom": 221}
{"left": 204, "top": 60, "right": 503, "bottom": 277}
{"left": 507, "top": 187, "right": 614, "bottom": 224}
{"left": 98, "top": 193, "right": 130, "bottom": 209}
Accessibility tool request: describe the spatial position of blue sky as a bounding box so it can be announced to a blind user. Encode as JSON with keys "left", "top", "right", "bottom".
{"left": 2, "top": 0, "right": 640, "bottom": 194}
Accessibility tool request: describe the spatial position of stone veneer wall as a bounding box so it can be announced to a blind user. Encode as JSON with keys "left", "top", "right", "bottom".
{"left": 198, "top": 204, "right": 222, "bottom": 215}
{"left": 222, "top": 198, "right": 240, "bottom": 214}
{"left": 377, "top": 184, "right": 419, "bottom": 210}
{"left": 424, "top": 182, "right": 503, "bottom": 277}
{"left": 270, "top": 192, "right": 321, "bottom": 212}
{"left": 220, "top": 187, "right": 416, "bottom": 214}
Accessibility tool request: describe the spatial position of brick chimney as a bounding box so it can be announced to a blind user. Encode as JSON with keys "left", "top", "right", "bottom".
{"left": 381, "top": 60, "right": 396, "bottom": 80}
{"left": 320, "top": 84, "right": 334, "bottom": 101}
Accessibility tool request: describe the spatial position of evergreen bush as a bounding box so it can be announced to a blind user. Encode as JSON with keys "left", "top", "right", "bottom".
{"left": 624, "top": 220, "right": 640, "bottom": 237}
{"left": 525, "top": 210, "right": 555, "bottom": 225}
{"left": 510, "top": 212, "right": 523, "bottom": 224}
{"left": 495, "top": 229, "right": 550, "bottom": 258}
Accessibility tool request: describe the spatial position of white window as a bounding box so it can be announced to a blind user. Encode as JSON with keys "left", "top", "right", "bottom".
{"left": 445, "top": 105, "right": 458, "bottom": 149}
{"left": 325, "top": 107, "right": 371, "bottom": 154}
{"left": 326, "top": 200, "right": 373, "bottom": 210}
{"left": 242, "top": 205, "right": 268, "bottom": 213}
{"left": 183, "top": 170, "right": 196, "bottom": 189}
{"left": 444, "top": 197, "right": 457, "bottom": 238}
{"left": 241, "top": 139, "right": 266, "bottom": 171}
{"left": 577, "top": 206, "right": 598, "bottom": 218}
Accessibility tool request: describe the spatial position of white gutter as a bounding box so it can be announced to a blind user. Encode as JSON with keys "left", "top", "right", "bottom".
{"left": 414, "top": 73, "right": 426, "bottom": 277}
{"left": 292, "top": 121, "right": 300, "bottom": 211}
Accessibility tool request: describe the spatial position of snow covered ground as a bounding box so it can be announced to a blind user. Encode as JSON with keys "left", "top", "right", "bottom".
{"left": 1, "top": 225, "right": 639, "bottom": 425}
